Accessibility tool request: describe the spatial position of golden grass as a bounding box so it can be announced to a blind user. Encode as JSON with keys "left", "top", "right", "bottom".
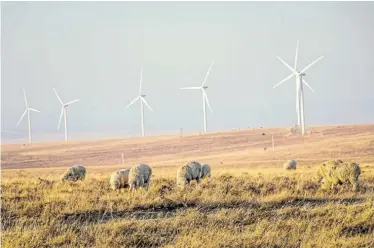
{"left": 1, "top": 166, "right": 374, "bottom": 248}
{"left": 1, "top": 124, "right": 374, "bottom": 247}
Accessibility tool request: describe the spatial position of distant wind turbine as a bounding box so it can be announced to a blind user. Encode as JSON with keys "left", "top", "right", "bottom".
{"left": 53, "top": 88, "right": 80, "bottom": 141}
{"left": 16, "top": 89, "right": 41, "bottom": 143}
{"left": 125, "top": 68, "right": 153, "bottom": 137}
{"left": 273, "top": 41, "right": 323, "bottom": 135}
{"left": 181, "top": 60, "right": 214, "bottom": 133}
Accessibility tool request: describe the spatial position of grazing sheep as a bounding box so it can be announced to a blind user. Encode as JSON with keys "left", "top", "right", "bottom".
{"left": 128, "top": 164, "right": 152, "bottom": 191}
{"left": 176, "top": 164, "right": 193, "bottom": 187}
{"left": 177, "top": 161, "right": 202, "bottom": 188}
{"left": 283, "top": 160, "right": 297, "bottom": 170}
{"left": 316, "top": 160, "right": 344, "bottom": 183}
{"left": 60, "top": 165, "right": 86, "bottom": 182}
{"left": 200, "top": 164, "right": 211, "bottom": 180}
{"left": 189, "top": 161, "right": 202, "bottom": 178}
{"left": 316, "top": 160, "right": 361, "bottom": 191}
{"left": 110, "top": 169, "right": 130, "bottom": 190}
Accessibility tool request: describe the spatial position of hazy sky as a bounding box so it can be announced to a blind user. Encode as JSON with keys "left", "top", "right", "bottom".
{"left": 2, "top": 1, "right": 374, "bottom": 141}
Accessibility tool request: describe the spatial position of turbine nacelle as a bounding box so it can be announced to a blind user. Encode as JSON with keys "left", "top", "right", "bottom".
{"left": 273, "top": 41, "right": 322, "bottom": 92}
{"left": 202, "top": 86, "right": 208, "bottom": 89}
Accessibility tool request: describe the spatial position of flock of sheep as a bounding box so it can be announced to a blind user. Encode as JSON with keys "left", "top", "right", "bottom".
{"left": 55, "top": 158, "right": 362, "bottom": 192}
{"left": 59, "top": 161, "right": 211, "bottom": 190}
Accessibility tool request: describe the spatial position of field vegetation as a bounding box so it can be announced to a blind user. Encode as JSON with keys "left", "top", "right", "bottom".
{"left": 1, "top": 125, "right": 374, "bottom": 247}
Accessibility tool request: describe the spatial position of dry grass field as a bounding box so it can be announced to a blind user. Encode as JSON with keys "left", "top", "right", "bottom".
{"left": 1, "top": 124, "right": 374, "bottom": 247}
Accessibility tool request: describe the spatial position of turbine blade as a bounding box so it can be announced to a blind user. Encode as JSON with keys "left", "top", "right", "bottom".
{"left": 53, "top": 88, "right": 64, "bottom": 105}
{"left": 202, "top": 90, "right": 213, "bottom": 114}
{"left": 23, "top": 88, "right": 28, "bottom": 107}
{"left": 65, "top": 99, "right": 80, "bottom": 106}
{"left": 294, "top": 40, "right": 299, "bottom": 70}
{"left": 180, "top": 87, "right": 201, "bottom": 90}
{"left": 139, "top": 68, "right": 143, "bottom": 95}
{"left": 201, "top": 60, "right": 215, "bottom": 86}
{"left": 302, "top": 79, "right": 315, "bottom": 92}
{"left": 300, "top": 56, "right": 324, "bottom": 73}
{"left": 141, "top": 97, "right": 153, "bottom": 112}
{"left": 28, "top": 108, "right": 41, "bottom": 113}
{"left": 125, "top": 96, "right": 140, "bottom": 108}
{"left": 16, "top": 109, "right": 28, "bottom": 127}
{"left": 57, "top": 107, "right": 64, "bottom": 130}
{"left": 276, "top": 56, "right": 296, "bottom": 73}
{"left": 273, "top": 72, "right": 294, "bottom": 88}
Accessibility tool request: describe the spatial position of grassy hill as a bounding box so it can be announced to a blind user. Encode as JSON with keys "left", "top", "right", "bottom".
{"left": 1, "top": 124, "right": 374, "bottom": 247}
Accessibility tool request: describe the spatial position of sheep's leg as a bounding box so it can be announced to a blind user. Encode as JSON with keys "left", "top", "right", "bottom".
{"left": 349, "top": 177, "right": 359, "bottom": 192}
{"left": 145, "top": 180, "right": 150, "bottom": 191}
{"left": 321, "top": 179, "right": 330, "bottom": 190}
{"left": 196, "top": 178, "right": 201, "bottom": 188}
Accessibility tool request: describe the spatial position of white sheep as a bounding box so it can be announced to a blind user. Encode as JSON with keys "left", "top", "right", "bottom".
{"left": 316, "top": 160, "right": 361, "bottom": 191}
{"left": 283, "top": 160, "right": 297, "bottom": 170}
{"left": 176, "top": 161, "right": 202, "bottom": 188}
{"left": 60, "top": 165, "right": 86, "bottom": 182}
{"left": 128, "top": 164, "right": 152, "bottom": 191}
{"left": 110, "top": 169, "right": 130, "bottom": 190}
{"left": 200, "top": 164, "right": 211, "bottom": 181}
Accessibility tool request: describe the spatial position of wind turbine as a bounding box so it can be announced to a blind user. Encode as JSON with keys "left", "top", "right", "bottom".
{"left": 53, "top": 88, "right": 80, "bottom": 141}
{"left": 125, "top": 68, "right": 153, "bottom": 137}
{"left": 16, "top": 89, "right": 41, "bottom": 143}
{"left": 273, "top": 40, "right": 323, "bottom": 135}
{"left": 180, "top": 60, "right": 214, "bottom": 133}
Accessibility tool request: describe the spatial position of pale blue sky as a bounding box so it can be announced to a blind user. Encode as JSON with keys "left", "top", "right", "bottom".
{"left": 1, "top": 1, "right": 374, "bottom": 142}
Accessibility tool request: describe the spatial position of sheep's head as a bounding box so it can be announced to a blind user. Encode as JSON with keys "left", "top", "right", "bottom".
{"left": 112, "top": 181, "right": 120, "bottom": 190}
{"left": 61, "top": 169, "right": 78, "bottom": 182}
{"left": 60, "top": 174, "right": 69, "bottom": 182}
{"left": 315, "top": 165, "right": 326, "bottom": 183}
{"left": 130, "top": 182, "right": 137, "bottom": 190}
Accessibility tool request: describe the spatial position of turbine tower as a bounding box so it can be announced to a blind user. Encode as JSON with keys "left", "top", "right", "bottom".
{"left": 181, "top": 60, "right": 214, "bottom": 133}
{"left": 125, "top": 68, "right": 153, "bottom": 137}
{"left": 16, "top": 89, "right": 41, "bottom": 143}
{"left": 53, "top": 88, "right": 80, "bottom": 141}
{"left": 273, "top": 41, "right": 323, "bottom": 135}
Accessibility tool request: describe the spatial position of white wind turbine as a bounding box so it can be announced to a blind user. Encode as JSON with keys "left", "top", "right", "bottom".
{"left": 181, "top": 60, "right": 214, "bottom": 133}
{"left": 273, "top": 40, "right": 323, "bottom": 135}
{"left": 53, "top": 88, "right": 80, "bottom": 141}
{"left": 125, "top": 68, "right": 153, "bottom": 137}
{"left": 16, "top": 89, "right": 41, "bottom": 143}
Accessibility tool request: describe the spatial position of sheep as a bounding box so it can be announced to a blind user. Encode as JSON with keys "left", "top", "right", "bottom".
{"left": 128, "top": 164, "right": 152, "bottom": 191}
{"left": 176, "top": 164, "right": 193, "bottom": 187}
{"left": 316, "top": 160, "right": 344, "bottom": 183}
{"left": 316, "top": 160, "right": 361, "bottom": 191}
{"left": 283, "top": 160, "right": 297, "bottom": 170}
{"left": 200, "top": 164, "right": 211, "bottom": 181}
{"left": 110, "top": 169, "right": 130, "bottom": 190}
{"left": 60, "top": 165, "right": 86, "bottom": 182}
{"left": 176, "top": 161, "right": 202, "bottom": 188}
